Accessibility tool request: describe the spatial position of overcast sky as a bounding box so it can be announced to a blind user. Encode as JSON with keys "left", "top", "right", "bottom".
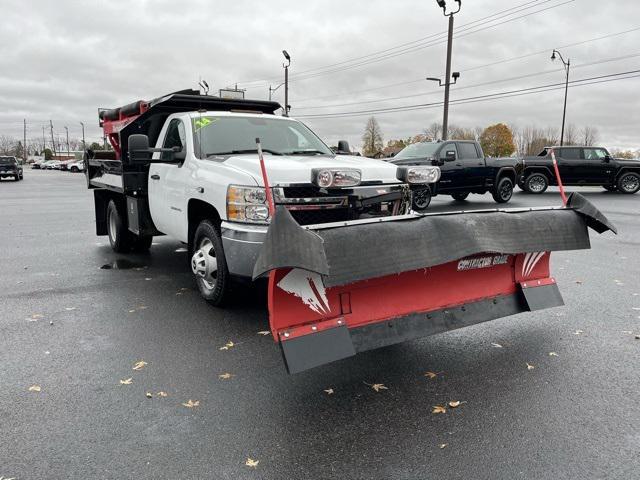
{"left": 1, "top": 0, "right": 639, "bottom": 151}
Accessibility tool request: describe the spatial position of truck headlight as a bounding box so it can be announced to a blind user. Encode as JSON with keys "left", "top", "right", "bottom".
{"left": 227, "top": 185, "right": 270, "bottom": 223}
{"left": 311, "top": 168, "right": 361, "bottom": 188}
{"left": 396, "top": 166, "right": 441, "bottom": 184}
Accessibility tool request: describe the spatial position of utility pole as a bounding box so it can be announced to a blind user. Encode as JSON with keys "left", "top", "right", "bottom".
{"left": 80, "top": 122, "right": 86, "bottom": 151}
{"left": 551, "top": 49, "right": 570, "bottom": 146}
{"left": 64, "top": 126, "right": 70, "bottom": 157}
{"left": 432, "top": 0, "right": 461, "bottom": 140}
{"left": 282, "top": 50, "right": 291, "bottom": 116}
{"left": 49, "top": 120, "right": 56, "bottom": 157}
{"left": 23, "top": 119, "right": 27, "bottom": 164}
{"left": 42, "top": 125, "right": 46, "bottom": 153}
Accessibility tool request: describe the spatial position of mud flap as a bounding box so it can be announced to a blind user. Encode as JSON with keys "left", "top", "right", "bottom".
{"left": 280, "top": 325, "right": 355, "bottom": 374}
{"left": 521, "top": 282, "right": 564, "bottom": 311}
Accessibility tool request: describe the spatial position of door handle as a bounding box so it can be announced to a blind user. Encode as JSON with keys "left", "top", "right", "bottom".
{"left": 150, "top": 174, "right": 160, "bottom": 180}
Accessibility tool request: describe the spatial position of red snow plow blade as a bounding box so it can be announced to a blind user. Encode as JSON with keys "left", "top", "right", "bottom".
{"left": 253, "top": 193, "right": 615, "bottom": 374}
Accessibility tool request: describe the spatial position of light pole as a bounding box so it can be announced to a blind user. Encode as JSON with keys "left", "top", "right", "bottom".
{"left": 433, "top": 0, "right": 461, "bottom": 140}
{"left": 269, "top": 83, "right": 284, "bottom": 101}
{"left": 80, "top": 122, "right": 86, "bottom": 151}
{"left": 427, "top": 71, "right": 460, "bottom": 139}
{"left": 551, "top": 49, "right": 570, "bottom": 146}
{"left": 64, "top": 126, "right": 70, "bottom": 157}
{"left": 282, "top": 50, "right": 291, "bottom": 116}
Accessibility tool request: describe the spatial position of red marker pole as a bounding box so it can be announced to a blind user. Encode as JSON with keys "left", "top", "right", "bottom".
{"left": 549, "top": 148, "right": 568, "bottom": 206}
{"left": 256, "top": 137, "right": 275, "bottom": 216}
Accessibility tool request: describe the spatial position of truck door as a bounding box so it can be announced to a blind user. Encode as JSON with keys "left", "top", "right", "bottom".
{"left": 148, "top": 118, "right": 189, "bottom": 241}
{"left": 582, "top": 147, "right": 614, "bottom": 184}
{"left": 436, "top": 142, "right": 460, "bottom": 192}
{"left": 555, "top": 147, "right": 582, "bottom": 183}
{"left": 456, "top": 141, "right": 485, "bottom": 188}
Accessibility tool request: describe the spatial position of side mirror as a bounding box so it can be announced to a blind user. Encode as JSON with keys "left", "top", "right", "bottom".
{"left": 128, "top": 134, "right": 151, "bottom": 164}
{"left": 337, "top": 140, "right": 351, "bottom": 154}
{"left": 604, "top": 154, "right": 612, "bottom": 162}
{"left": 444, "top": 150, "right": 457, "bottom": 161}
{"left": 174, "top": 148, "right": 186, "bottom": 162}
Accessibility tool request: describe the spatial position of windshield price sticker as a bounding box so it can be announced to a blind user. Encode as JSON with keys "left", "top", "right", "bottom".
{"left": 457, "top": 254, "right": 510, "bottom": 271}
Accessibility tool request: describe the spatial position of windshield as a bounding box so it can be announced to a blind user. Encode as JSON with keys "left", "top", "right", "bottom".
{"left": 393, "top": 143, "right": 440, "bottom": 161}
{"left": 192, "top": 115, "right": 333, "bottom": 157}
{"left": 0, "top": 156, "right": 17, "bottom": 165}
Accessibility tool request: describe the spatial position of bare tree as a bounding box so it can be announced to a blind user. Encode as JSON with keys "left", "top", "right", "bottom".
{"left": 361, "top": 116, "right": 383, "bottom": 157}
{"left": 423, "top": 122, "right": 442, "bottom": 141}
{"left": 581, "top": 126, "right": 599, "bottom": 146}
{"left": 563, "top": 124, "right": 578, "bottom": 145}
{"left": 0, "top": 135, "right": 17, "bottom": 155}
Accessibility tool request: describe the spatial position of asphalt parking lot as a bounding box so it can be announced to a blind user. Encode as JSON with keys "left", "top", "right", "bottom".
{"left": 1, "top": 169, "right": 639, "bottom": 480}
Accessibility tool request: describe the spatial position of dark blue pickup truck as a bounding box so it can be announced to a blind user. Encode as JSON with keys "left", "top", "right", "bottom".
{"left": 389, "top": 140, "right": 521, "bottom": 209}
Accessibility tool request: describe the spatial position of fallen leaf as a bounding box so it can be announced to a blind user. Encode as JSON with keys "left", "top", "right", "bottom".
{"left": 621, "top": 331, "right": 633, "bottom": 334}
{"left": 175, "top": 248, "right": 188, "bottom": 253}
{"left": 491, "top": 342, "right": 503, "bottom": 348}
{"left": 257, "top": 331, "right": 271, "bottom": 336}
{"left": 432, "top": 405, "right": 447, "bottom": 414}
{"left": 526, "top": 362, "right": 535, "bottom": 370}
{"left": 549, "top": 352, "right": 559, "bottom": 357}
{"left": 144, "top": 277, "right": 152, "bottom": 281}
{"left": 424, "top": 371, "right": 439, "bottom": 379}
{"left": 138, "top": 305, "right": 148, "bottom": 310}
{"left": 632, "top": 307, "right": 640, "bottom": 311}
{"left": 575, "top": 280, "right": 583, "bottom": 285}
{"left": 132, "top": 360, "right": 148, "bottom": 371}
{"left": 145, "top": 392, "right": 153, "bottom": 398}
{"left": 448, "top": 401, "right": 461, "bottom": 408}
{"left": 157, "top": 391, "right": 168, "bottom": 397}
{"left": 324, "top": 388, "right": 334, "bottom": 395}
{"left": 65, "top": 307, "right": 76, "bottom": 311}
{"left": 245, "top": 458, "right": 259, "bottom": 468}
{"left": 574, "top": 330, "right": 584, "bottom": 335}
{"left": 370, "top": 383, "right": 388, "bottom": 392}
{"left": 439, "top": 443, "right": 448, "bottom": 449}
{"left": 119, "top": 378, "right": 133, "bottom": 385}
{"left": 219, "top": 341, "right": 235, "bottom": 351}
{"left": 128, "top": 309, "right": 136, "bottom": 313}
{"left": 175, "top": 292, "right": 183, "bottom": 296}
{"left": 182, "top": 399, "right": 200, "bottom": 408}
{"left": 635, "top": 335, "right": 640, "bottom": 340}
{"left": 28, "top": 385, "right": 41, "bottom": 392}
{"left": 219, "top": 373, "right": 234, "bottom": 380}
{"left": 32, "top": 314, "right": 43, "bottom": 319}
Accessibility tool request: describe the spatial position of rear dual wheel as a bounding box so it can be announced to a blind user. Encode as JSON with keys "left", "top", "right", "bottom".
{"left": 106, "top": 200, "right": 153, "bottom": 253}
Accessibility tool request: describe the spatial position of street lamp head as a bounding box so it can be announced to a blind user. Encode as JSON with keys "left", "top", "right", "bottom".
{"left": 551, "top": 50, "right": 557, "bottom": 61}
{"left": 452, "top": 71, "right": 460, "bottom": 79}
{"left": 436, "top": 0, "right": 446, "bottom": 8}
{"left": 282, "top": 50, "right": 290, "bottom": 61}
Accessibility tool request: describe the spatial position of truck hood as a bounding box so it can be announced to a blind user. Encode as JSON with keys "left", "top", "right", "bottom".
{"left": 614, "top": 157, "right": 640, "bottom": 165}
{"left": 223, "top": 154, "right": 402, "bottom": 185}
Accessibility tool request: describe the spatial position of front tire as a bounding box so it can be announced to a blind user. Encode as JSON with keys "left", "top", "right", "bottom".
{"left": 524, "top": 173, "right": 548, "bottom": 194}
{"left": 191, "top": 220, "right": 231, "bottom": 306}
{"left": 492, "top": 177, "right": 513, "bottom": 203}
{"left": 617, "top": 172, "right": 640, "bottom": 194}
{"left": 412, "top": 186, "right": 432, "bottom": 211}
{"left": 451, "top": 192, "right": 469, "bottom": 202}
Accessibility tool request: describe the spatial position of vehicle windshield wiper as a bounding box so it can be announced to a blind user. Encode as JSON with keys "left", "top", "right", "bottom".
{"left": 206, "top": 148, "right": 283, "bottom": 157}
{"left": 287, "top": 149, "right": 328, "bottom": 155}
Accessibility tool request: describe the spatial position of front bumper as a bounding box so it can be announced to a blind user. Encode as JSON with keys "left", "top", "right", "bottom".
{"left": 220, "top": 222, "right": 268, "bottom": 278}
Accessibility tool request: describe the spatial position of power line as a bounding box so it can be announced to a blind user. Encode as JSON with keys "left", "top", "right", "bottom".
{"left": 293, "top": 25, "right": 640, "bottom": 104}
{"left": 295, "top": 69, "right": 640, "bottom": 119}
{"left": 237, "top": 0, "right": 574, "bottom": 88}
{"left": 294, "top": 51, "right": 640, "bottom": 110}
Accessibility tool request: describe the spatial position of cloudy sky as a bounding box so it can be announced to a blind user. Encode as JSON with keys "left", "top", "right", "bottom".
{"left": 1, "top": 0, "right": 639, "bottom": 151}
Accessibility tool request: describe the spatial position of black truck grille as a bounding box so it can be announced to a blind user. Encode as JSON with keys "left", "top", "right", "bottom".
{"left": 288, "top": 209, "right": 350, "bottom": 225}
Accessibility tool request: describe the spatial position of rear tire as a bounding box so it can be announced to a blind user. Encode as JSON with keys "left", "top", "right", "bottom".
{"left": 451, "top": 192, "right": 469, "bottom": 201}
{"left": 14, "top": 174, "right": 19, "bottom": 181}
{"left": 191, "top": 220, "right": 232, "bottom": 306}
{"left": 617, "top": 172, "right": 640, "bottom": 194}
{"left": 107, "top": 200, "right": 133, "bottom": 253}
{"left": 524, "top": 173, "right": 548, "bottom": 194}
{"left": 492, "top": 177, "right": 513, "bottom": 203}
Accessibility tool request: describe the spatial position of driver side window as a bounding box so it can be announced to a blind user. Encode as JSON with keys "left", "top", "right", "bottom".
{"left": 439, "top": 143, "right": 458, "bottom": 160}
{"left": 162, "top": 119, "right": 186, "bottom": 160}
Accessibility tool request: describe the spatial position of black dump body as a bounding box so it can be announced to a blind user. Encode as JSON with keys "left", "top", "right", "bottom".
{"left": 86, "top": 89, "right": 281, "bottom": 194}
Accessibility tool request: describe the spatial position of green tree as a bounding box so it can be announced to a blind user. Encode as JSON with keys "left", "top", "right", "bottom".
{"left": 479, "top": 123, "right": 515, "bottom": 157}
{"left": 362, "top": 116, "right": 383, "bottom": 157}
{"left": 43, "top": 148, "right": 53, "bottom": 160}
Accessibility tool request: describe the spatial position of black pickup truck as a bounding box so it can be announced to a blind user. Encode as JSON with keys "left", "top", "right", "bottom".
{"left": 389, "top": 140, "right": 521, "bottom": 208}
{"left": 518, "top": 146, "right": 640, "bottom": 194}
{"left": 0, "top": 156, "right": 23, "bottom": 181}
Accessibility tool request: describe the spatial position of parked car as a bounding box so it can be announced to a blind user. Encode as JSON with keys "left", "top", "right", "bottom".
{"left": 518, "top": 146, "right": 640, "bottom": 194}
{"left": 0, "top": 156, "right": 23, "bottom": 181}
{"left": 389, "top": 140, "right": 521, "bottom": 208}
{"left": 59, "top": 160, "right": 74, "bottom": 171}
{"left": 68, "top": 160, "right": 85, "bottom": 172}
{"left": 32, "top": 159, "right": 45, "bottom": 169}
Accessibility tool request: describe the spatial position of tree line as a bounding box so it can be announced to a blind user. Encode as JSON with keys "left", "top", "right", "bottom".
{"left": 362, "top": 116, "right": 638, "bottom": 158}
{"left": 0, "top": 134, "right": 109, "bottom": 160}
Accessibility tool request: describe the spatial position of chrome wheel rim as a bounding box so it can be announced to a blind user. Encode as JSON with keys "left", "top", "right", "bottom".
{"left": 108, "top": 209, "right": 117, "bottom": 244}
{"left": 528, "top": 175, "right": 546, "bottom": 193}
{"left": 621, "top": 174, "right": 639, "bottom": 193}
{"left": 191, "top": 237, "right": 218, "bottom": 290}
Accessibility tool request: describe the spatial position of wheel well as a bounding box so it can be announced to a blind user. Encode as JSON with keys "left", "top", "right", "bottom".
{"left": 616, "top": 168, "right": 640, "bottom": 180}
{"left": 188, "top": 199, "right": 221, "bottom": 247}
{"left": 496, "top": 168, "right": 516, "bottom": 184}
{"left": 94, "top": 190, "right": 126, "bottom": 236}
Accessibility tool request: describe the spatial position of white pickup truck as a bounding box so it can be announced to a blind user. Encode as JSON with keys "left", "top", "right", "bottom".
{"left": 87, "top": 90, "right": 440, "bottom": 305}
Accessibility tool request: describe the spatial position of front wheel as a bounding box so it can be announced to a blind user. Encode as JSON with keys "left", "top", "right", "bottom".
{"left": 617, "top": 172, "right": 640, "bottom": 194}
{"left": 524, "top": 173, "right": 548, "bottom": 194}
{"left": 191, "top": 220, "right": 232, "bottom": 306}
{"left": 492, "top": 177, "right": 513, "bottom": 203}
{"left": 412, "top": 186, "right": 432, "bottom": 211}
{"left": 451, "top": 192, "right": 469, "bottom": 202}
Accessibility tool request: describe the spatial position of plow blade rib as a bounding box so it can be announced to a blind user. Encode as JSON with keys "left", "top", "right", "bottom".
{"left": 253, "top": 193, "right": 615, "bottom": 374}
